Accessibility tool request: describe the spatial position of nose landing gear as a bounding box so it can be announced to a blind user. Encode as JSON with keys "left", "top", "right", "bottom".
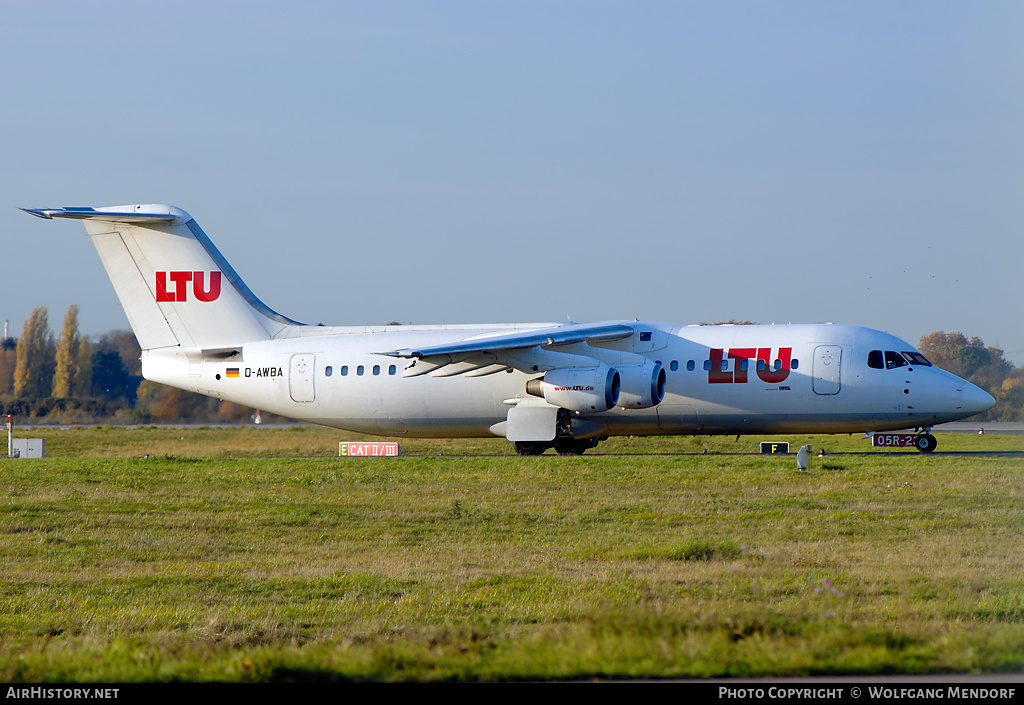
{"left": 914, "top": 430, "right": 937, "bottom": 453}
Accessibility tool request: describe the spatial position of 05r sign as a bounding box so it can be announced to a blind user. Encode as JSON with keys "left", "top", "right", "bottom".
{"left": 872, "top": 434, "right": 918, "bottom": 448}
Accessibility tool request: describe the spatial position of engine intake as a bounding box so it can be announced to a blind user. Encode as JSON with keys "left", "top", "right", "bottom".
{"left": 525, "top": 366, "right": 620, "bottom": 412}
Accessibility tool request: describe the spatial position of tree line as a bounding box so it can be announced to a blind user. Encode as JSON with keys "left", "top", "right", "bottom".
{"left": 917, "top": 331, "right": 1024, "bottom": 421}
{"left": 2, "top": 305, "right": 1022, "bottom": 423}
{"left": 0, "top": 306, "right": 258, "bottom": 424}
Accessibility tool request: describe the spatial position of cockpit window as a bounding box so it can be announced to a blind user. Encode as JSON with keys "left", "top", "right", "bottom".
{"left": 901, "top": 351, "right": 932, "bottom": 367}
{"left": 884, "top": 351, "right": 908, "bottom": 369}
{"left": 869, "top": 349, "right": 928, "bottom": 370}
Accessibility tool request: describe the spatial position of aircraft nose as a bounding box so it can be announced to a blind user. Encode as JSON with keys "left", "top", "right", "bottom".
{"left": 962, "top": 381, "right": 996, "bottom": 416}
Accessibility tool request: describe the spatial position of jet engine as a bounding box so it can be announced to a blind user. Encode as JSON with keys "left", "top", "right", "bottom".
{"left": 615, "top": 361, "right": 666, "bottom": 408}
{"left": 525, "top": 365, "right": 620, "bottom": 412}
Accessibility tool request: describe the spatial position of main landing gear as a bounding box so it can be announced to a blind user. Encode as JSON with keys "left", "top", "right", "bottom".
{"left": 512, "top": 408, "right": 602, "bottom": 456}
{"left": 513, "top": 438, "right": 600, "bottom": 456}
{"left": 513, "top": 441, "right": 549, "bottom": 456}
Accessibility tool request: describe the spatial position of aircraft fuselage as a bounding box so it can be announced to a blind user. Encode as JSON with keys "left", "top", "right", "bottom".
{"left": 141, "top": 322, "right": 989, "bottom": 439}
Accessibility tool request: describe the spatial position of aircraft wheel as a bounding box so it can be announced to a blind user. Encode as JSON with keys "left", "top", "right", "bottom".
{"left": 514, "top": 441, "right": 549, "bottom": 456}
{"left": 554, "top": 439, "right": 593, "bottom": 455}
{"left": 914, "top": 433, "right": 937, "bottom": 453}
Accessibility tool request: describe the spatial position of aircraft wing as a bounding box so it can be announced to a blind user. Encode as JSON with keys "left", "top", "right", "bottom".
{"left": 375, "top": 321, "right": 637, "bottom": 378}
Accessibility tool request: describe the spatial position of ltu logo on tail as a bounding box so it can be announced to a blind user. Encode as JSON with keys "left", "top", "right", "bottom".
{"left": 156, "top": 271, "right": 222, "bottom": 302}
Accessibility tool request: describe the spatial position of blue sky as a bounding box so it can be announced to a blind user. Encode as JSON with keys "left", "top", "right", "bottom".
{"left": 4, "top": 1, "right": 1023, "bottom": 364}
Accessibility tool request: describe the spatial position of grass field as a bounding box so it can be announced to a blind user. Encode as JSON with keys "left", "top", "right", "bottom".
{"left": 2, "top": 425, "right": 1023, "bottom": 682}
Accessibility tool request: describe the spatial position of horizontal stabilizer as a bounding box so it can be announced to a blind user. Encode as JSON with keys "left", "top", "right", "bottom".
{"left": 21, "top": 206, "right": 184, "bottom": 223}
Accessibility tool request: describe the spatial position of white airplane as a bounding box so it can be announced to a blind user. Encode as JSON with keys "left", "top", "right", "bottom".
{"left": 23, "top": 204, "right": 995, "bottom": 454}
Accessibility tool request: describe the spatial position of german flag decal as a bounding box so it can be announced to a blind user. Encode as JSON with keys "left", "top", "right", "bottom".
{"left": 226, "top": 368, "right": 240, "bottom": 378}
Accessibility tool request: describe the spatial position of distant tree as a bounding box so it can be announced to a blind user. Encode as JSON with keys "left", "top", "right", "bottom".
{"left": 53, "top": 305, "right": 87, "bottom": 398}
{"left": 147, "top": 385, "right": 194, "bottom": 420}
{"left": 919, "top": 331, "right": 1019, "bottom": 421}
{"left": 918, "top": 332, "right": 1013, "bottom": 388}
{"left": 74, "top": 334, "right": 93, "bottom": 397}
{"left": 132, "top": 380, "right": 160, "bottom": 421}
{"left": 95, "top": 330, "right": 142, "bottom": 376}
{"left": 216, "top": 400, "right": 257, "bottom": 422}
{"left": 135, "top": 380, "right": 218, "bottom": 421}
{"left": 91, "top": 349, "right": 136, "bottom": 401}
{"left": 0, "top": 349, "right": 15, "bottom": 394}
{"left": 13, "top": 307, "right": 55, "bottom": 398}
{"left": 997, "top": 373, "right": 1024, "bottom": 422}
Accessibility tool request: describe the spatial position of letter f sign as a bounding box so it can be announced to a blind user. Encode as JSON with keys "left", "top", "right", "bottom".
{"left": 156, "top": 271, "right": 222, "bottom": 302}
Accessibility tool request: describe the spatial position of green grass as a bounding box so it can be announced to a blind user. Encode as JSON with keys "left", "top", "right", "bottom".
{"left": 1, "top": 426, "right": 1022, "bottom": 681}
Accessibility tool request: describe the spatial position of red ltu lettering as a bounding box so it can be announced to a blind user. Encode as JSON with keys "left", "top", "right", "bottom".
{"left": 707, "top": 346, "right": 793, "bottom": 384}
{"left": 154, "top": 271, "right": 222, "bottom": 302}
{"left": 756, "top": 347, "right": 792, "bottom": 384}
{"left": 193, "top": 271, "right": 222, "bottom": 302}
{"left": 155, "top": 272, "right": 172, "bottom": 302}
{"left": 168, "top": 271, "right": 192, "bottom": 301}
{"left": 708, "top": 348, "right": 732, "bottom": 384}
{"left": 728, "top": 348, "right": 756, "bottom": 384}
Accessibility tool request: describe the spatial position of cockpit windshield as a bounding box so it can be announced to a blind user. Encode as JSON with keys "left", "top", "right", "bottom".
{"left": 867, "top": 349, "right": 933, "bottom": 369}
{"left": 901, "top": 351, "right": 932, "bottom": 367}
{"left": 884, "top": 351, "right": 908, "bottom": 369}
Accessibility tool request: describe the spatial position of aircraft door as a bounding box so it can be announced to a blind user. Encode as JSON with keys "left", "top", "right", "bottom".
{"left": 289, "top": 354, "right": 316, "bottom": 402}
{"left": 812, "top": 345, "right": 841, "bottom": 395}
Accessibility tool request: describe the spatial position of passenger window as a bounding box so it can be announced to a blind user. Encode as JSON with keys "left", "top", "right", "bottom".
{"left": 341, "top": 365, "right": 348, "bottom": 376}
{"left": 373, "top": 365, "right": 380, "bottom": 376}
{"left": 357, "top": 365, "right": 365, "bottom": 376}
{"left": 389, "top": 365, "right": 397, "bottom": 375}
{"left": 792, "top": 359, "right": 799, "bottom": 370}
{"left": 884, "top": 351, "right": 908, "bottom": 369}
{"left": 867, "top": 350, "right": 884, "bottom": 369}
{"left": 703, "top": 360, "right": 711, "bottom": 371}
{"left": 325, "top": 366, "right": 333, "bottom": 377}
{"left": 686, "top": 360, "right": 695, "bottom": 372}
{"left": 670, "top": 360, "right": 679, "bottom": 372}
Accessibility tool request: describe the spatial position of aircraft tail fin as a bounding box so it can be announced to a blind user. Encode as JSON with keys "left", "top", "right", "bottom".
{"left": 22, "top": 205, "right": 303, "bottom": 350}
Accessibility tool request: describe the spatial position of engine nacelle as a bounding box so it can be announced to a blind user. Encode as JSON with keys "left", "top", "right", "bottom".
{"left": 616, "top": 361, "right": 666, "bottom": 409}
{"left": 525, "top": 366, "right": 620, "bottom": 412}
